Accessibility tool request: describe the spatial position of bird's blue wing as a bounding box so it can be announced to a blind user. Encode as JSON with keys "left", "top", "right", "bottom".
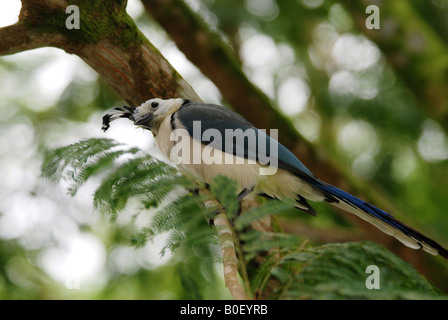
{"left": 174, "top": 102, "right": 448, "bottom": 257}
{"left": 175, "top": 102, "right": 316, "bottom": 180}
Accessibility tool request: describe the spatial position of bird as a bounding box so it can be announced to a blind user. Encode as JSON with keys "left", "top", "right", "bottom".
{"left": 102, "top": 97, "right": 448, "bottom": 259}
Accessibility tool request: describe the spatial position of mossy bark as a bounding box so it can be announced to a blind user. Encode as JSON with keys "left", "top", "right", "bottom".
{"left": 9, "top": 0, "right": 200, "bottom": 106}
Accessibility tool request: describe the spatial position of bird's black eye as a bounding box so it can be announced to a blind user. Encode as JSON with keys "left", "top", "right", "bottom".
{"left": 151, "top": 102, "right": 159, "bottom": 108}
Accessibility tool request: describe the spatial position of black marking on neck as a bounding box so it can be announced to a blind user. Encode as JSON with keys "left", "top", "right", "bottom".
{"left": 122, "top": 105, "right": 136, "bottom": 113}
{"left": 182, "top": 99, "right": 192, "bottom": 106}
{"left": 170, "top": 112, "right": 176, "bottom": 131}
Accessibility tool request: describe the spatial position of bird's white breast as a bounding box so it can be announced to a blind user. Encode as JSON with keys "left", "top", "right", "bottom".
{"left": 155, "top": 115, "right": 324, "bottom": 202}
{"left": 155, "top": 115, "right": 259, "bottom": 189}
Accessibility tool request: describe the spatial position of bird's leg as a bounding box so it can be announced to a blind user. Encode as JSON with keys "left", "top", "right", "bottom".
{"left": 187, "top": 183, "right": 216, "bottom": 226}
{"left": 238, "top": 186, "right": 255, "bottom": 201}
{"left": 205, "top": 185, "right": 254, "bottom": 227}
{"left": 208, "top": 216, "right": 215, "bottom": 227}
{"left": 237, "top": 186, "right": 255, "bottom": 215}
{"left": 189, "top": 183, "right": 210, "bottom": 196}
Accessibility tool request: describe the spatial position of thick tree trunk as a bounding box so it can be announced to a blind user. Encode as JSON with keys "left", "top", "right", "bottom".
{"left": 0, "top": 0, "right": 200, "bottom": 106}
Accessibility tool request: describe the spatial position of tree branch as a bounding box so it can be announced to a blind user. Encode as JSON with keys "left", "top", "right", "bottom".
{"left": 214, "top": 212, "right": 250, "bottom": 300}
{"left": 0, "top": 21, "right": 65, "bottom": 56}
{"left": 0, "top": 0, "right": 200, "bottom": 106}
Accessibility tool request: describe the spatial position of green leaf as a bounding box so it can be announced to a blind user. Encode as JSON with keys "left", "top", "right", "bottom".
{"left": 68, "top": 147, "right": 140, "bottom": 196}
{"left": 41, "top": 138, "right": 121, "bottom": 182}
{"left": 177, "top": 266, "right": 203, "bottom": 300}
{"left": 210, "top": 175, "right": 239, "bottom": 218}
{"left": 257, "top": 241, "right": 445, "bottom": 300}
{"left": 234, "top": 198, "right": 295, "bottom": 231}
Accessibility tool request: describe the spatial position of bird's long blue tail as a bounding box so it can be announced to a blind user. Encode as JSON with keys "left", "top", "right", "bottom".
{"left": 315, "top": 181, "right": 448, "bottom": 259}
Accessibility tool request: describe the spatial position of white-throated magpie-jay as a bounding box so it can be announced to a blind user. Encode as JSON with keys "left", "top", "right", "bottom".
{"left": 102, "top": 98, "right": 448, "bottom": 259}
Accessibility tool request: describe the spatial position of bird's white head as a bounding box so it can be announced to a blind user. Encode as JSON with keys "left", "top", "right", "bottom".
{"left": 133, "top": 98, "right": 185, "bottom": 133}
{"left": 102, "top": 98, "right": 186, "bottom": 133}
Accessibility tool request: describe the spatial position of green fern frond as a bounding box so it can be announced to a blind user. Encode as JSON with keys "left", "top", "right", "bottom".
{"left": 67, "top": 148, "right": 140, "bottom": 196}
{"left": 93, "top": 156, "right": 162, "bottom": 212}
{"left": 41, "top": 138, "right": 120, "bottom": 182}
{"left": 150, "top": 194, "right": 202, "bottom": 234}
{"left": 209, "top": 175, "right": 239, "bottom": 218}
{"left": 254, "top": 242, "right": 444, "bottom": 299}
{"left": 141, "top": 176, "right": 185, "bottom": 209}
{"left": 161, "top": 229, "right": 186, "bottom": 256}
{"left": 234, "top": 199, "right": 295, "bottom": 231}
{"left": 130, "top": 227, "right": 154, "bottom": 248}
{"left": 241, "top": 230, "right": 301, "bottom": 253}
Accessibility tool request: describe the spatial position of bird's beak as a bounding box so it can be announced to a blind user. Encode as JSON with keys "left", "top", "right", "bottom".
{"left": 134, "top": 113, "right": 155, "bottom": 128}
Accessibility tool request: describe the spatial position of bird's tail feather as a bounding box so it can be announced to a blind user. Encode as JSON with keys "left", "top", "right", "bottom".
{"left": 315, "top": 181, "right": 448, "bottom": 259}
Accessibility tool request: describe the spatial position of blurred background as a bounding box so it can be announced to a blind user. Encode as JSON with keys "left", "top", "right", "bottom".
{"left": 0, "top": 0, "right": 448, "bottom": 298}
